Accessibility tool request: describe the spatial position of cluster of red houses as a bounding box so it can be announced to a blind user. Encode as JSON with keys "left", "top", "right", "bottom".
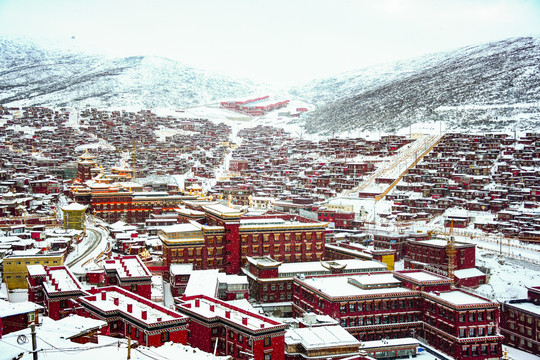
{"left": 2, "top": 248, "right": 510, "bottom": 360}
{"left": 391, "top": 132, "right": 540, "bottom": 242}
{"left": 214, "top": 125, "right": 412, "bottom": 207}
{"left": 220, "top": 96, "right": 290, "bottom": 116}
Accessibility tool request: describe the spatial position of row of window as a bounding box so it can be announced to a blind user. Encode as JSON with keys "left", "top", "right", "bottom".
{"left": 240, "top": 232, "right": 324, "bottom": 243}
{"left": 461, "top": 344, "right": 498, "bottom": 357}
{"left": 507, "top": 333, "right": 538, "bottom": 351}
{"left": 508, "top": 310, "right": 536, "bottom": 325}
{"left": 338, "top": 299, "right": 418, "bottom": 313}
{"left": 4, "top": 260, "right": 59, "bottom": 266}
{"left": 425, "top": 301, "right": 494, "bottom": 323}
{"left": 263, "top": 293, "right": 292, "bottom": 302}
{"left": 339, "top": 314, "right": 421, "bottom": 327}
{"left": 458, "top": 326, "right": 496, "bottom": 338}
{"left": 262, "top": 283, "right": 292, "bottom": 292}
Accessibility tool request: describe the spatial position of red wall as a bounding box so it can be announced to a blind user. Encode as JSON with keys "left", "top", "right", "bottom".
{"left": 1, "top": 313, "right": 30, "bottom": 335}
{"left": 186, "top": 320, "right": 213, "bottom": 353}
{"left": 253, "top": 335, "right": 285, "bottom": 360}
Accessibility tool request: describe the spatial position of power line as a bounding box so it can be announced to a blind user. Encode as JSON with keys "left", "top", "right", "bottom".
{"left": 0, "top": 338, "right": 31, "bottom": 352}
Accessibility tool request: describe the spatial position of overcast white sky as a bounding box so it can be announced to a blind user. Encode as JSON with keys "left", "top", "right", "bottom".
{"left": 1, "top": 0, "right": 539, "bottom": 86}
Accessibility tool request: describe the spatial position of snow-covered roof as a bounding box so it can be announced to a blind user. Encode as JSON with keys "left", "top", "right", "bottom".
{"left": 506, "top": 301, "right": 540, "bottom": 316}
{"left": 0, "top": 299, "right": 43, "bottom": 317}
{"left": 178, "top": 295, "right": 285, "bottom": 333}
{"left": 217, "top": 273, "right": 248, "bottom": 285}
{"left": 278, "top": 259, "right": 386, "bottom": 277}
{"left": 454, "top": 268, "right": 486, "bottom": 279}
{"left": 81, "top": 287, "right": 185, "bottom": 325}
{"left": 61, "top": 202, "right": 87, "bottom": 211}
{"left": 396, "top": 270, "right": 449, "bottom": 282}
{"left": 27, "top": 264, "right": 47, "bottom": 277}
{"left": 170, "top": 263, "right": 194, "bottom": 275}
{"left": 361, "top": 337, "right": 419, "bottom": 350}
{"left": 0, "top": 321, "right": 226, "bottom": 360}
{"left": 432, "top": 290, "right": 491, "bottom": 306}
{"left": 203, "top": 203, "right": 243, "bottom": 217}
{"left": 160, "top": 222, "right": 202, "bottom": 234}
{"left": 184, "top": 269, "right": 220, "bottom": 297}
{"left": 348, "top": 273, "right": 402, "bottom": 287}
{"left": 240, "top": 218, "right": 286, "bottom": 226}
{"left": 43, "top": 266, "right": 84, "bottom": 293}
{"left": 301, "top": 276, "right": 412, "bottom": 298}
{"left": 104, "top": 256, "right": 152, "bottom": 279}
{"left": 41, "top": 314, "right": 107, "bottom": 338}
{"left": 285, "top": 325, "right": 360, "bottom": 350}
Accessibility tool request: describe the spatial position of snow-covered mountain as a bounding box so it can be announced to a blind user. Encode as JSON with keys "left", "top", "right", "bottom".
{"left": 2, "top": 36, "right": 539, "bottom": 134}
{"left": 293, "top": 37, "right": 540, "bottom": 135}
{"left": 0, "top": 37, "right": 264, "bottom": 108}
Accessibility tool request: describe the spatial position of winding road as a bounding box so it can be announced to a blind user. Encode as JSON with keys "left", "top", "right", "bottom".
{"left": 66, "top": 225, "right": 109, "bottom": 272}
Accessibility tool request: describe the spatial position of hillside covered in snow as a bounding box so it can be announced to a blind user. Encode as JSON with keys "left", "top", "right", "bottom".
{"left": 1, "top": 36, "right": 539, "bottom": 135}
{"left": 293, "top": 37, "right": 540, "bottom": 135}
{"left": 0, "top": 37, "right": 263, "bottom": 109}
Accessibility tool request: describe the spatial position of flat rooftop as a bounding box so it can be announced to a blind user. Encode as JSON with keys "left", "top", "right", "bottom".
{"left": 396, "top": 270, "right": 450, "bottom": 283}
{"left": 507, "top": 301, "right": 540, "bottom": 316}
{"left": 432, "top": 290, "right": 491, "bottom": 306}
{"left": 278, "top": 259, "right": 386, "bottom": 277}
{"left": 349, "top": 273, "right": 402, "bottom": 287}
{"left": 301, "top": 276, "right": 413, "bottom": 298}
{"left": 285, "top": 325, "right": 360, "bottom": 350}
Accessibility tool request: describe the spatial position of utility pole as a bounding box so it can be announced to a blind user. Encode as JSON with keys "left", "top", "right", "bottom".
{"left": 31, "top": 324, "right": 38, "bottom": 360}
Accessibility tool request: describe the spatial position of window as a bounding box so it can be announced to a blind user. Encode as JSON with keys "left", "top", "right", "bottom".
{"left": 481, "top": 345, "right": 488, "bottom": 355}
{"left": 264, "top": 337, "right": 271, "bottom": 347}
{"left": 131, "top": 284, "right": 138, "bottom": 292}
{"left": 161, "top": 332, "right": 169, "bottom": 342}
{"left": 264, "top": 354, "right": 271, "bottom": 360}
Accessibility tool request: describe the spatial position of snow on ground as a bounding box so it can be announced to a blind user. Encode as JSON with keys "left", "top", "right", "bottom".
{"left": 475, "top": 249, "right": 540, "bottom": 301}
